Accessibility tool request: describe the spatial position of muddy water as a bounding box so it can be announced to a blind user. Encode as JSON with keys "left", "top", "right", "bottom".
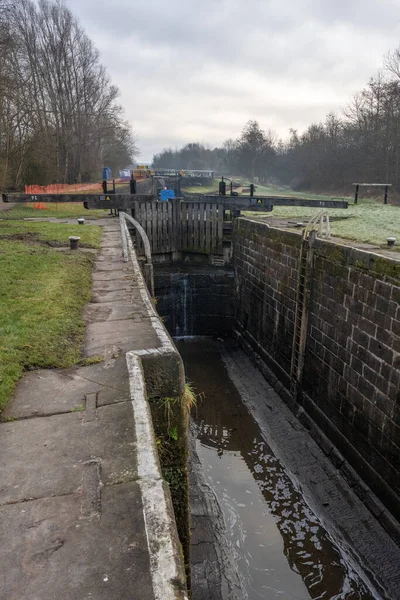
{"left": 178, "top": 338, "right": 375, "bottom": 600}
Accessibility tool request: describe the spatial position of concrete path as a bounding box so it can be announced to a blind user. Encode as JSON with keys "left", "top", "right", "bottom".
{"left": 0, "top": 219, "right": 187, "bottom": 600}
{"left": 0, "top": 198, "right": 15, "bottom": 211}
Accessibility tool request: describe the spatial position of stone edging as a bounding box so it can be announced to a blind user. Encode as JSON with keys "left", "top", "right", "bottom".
{"left": 121, "top": 217, "right": 188, "bottom": 600}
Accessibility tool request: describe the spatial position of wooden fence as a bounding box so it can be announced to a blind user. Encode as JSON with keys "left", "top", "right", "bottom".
{"left": 132, "top": 199, "right": 226, "bottom": 255}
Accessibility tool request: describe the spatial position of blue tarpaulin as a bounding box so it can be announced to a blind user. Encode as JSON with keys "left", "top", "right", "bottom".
{"left": 159, "top": 189, "right": 176, "bottom": 201}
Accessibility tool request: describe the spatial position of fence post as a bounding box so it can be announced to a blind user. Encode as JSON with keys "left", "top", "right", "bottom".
{"left": 384, "top": 185, "right": 389, "bottom": 205}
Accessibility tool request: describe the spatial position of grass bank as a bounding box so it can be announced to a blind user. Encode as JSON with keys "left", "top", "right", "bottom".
{"left": 0, "top": 220, "right": 102, "bottom": 412}
{"left": 1, "top": 202, "right": 109, "bottom": 220}
{"left": 0, "top": 220, "right": 102, "bottom": 248}
{"left": 251, "top": 199, "right": 400, "bottom": 249}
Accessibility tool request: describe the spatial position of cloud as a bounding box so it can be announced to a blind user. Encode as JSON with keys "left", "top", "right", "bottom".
{"left": 66, "top": 0, "right": 400, "bottom": 161}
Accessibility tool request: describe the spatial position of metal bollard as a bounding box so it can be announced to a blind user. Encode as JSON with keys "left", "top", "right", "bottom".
{"left": 69, "top": 236, "right": 80, "bottom": 250}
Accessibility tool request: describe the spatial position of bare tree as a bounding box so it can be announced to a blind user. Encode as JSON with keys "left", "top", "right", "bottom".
{"left": 0, "top": 0, "right": 137, "bottom": 190}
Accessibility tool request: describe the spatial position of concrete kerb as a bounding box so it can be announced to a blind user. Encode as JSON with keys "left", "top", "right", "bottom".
{"left": 121, "top": 216, "right": 187, "bottom": 599}
{"left": 126, "top": 353, "right": 187, "bottom": 600}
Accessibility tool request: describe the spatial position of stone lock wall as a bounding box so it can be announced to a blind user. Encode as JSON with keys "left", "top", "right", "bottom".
{"left": 233, "top": 218, "right": 400, "bottom": 525}
{"left": 154, "top": 266, "right": 235, "bottom": 338}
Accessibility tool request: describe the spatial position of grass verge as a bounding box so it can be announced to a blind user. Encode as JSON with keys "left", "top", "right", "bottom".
{"left": 1, "top": 202, "right": 110, "bottom": 220}
{"left": 0, "top": 220, "right": 102, "bottom": 412}
{"left": 182, "top": 178, "right": 219, "bottom": 194}
{"left": 0, "top": 220, "right": 102, "bottom": 248}
{"left": 246, "top": 199, "right": 400, "bottom": 249}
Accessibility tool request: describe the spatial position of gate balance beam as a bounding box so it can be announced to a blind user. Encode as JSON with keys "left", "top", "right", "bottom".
{"left": 193, "top": 195, "right": 349, "bottom": 210}
{"left": 2, "top": 194, "right": 152, "bottom": 210}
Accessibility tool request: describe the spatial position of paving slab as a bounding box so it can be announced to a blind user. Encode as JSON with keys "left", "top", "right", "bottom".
{"left": 3, "top": 354, "right": 131, "bottom": 419}
{"left": 92, "top": 270, "right": 133, "bottom": 281}
{"left": 84, "top": 320, "right": 159, "bottom": 356}
{"left": 0, "top": 403, "right": 138, "bottom": 505}
{"left": 83, "top": 300, "right": 150, "bottom": 323}
{"left": 95, "top": 254, "right": 124, "bottom": 264}
{"left": 3, "top": 369, "right": 93, "bottom": 418}
{"left": 0, "top": 483, "right": 154, "bottom": 600}
{"left": 101, "top": 239, "right": 123, "bottom": 249}
{"left": 92, "top": 279, "right": 134, "bottom": 293}
{"left": 100, "top": 247, "right": 123, "bottom": 257}
{"left": 92, "top": 288, "right": 140, "bottom": 303}
{"left": 94, "top": 260, "right": 130, "bottom": 271}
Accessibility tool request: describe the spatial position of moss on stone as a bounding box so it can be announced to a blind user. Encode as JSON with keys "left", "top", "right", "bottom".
{"left": 148, "top": 384, "right": 195, "bottom": 582}
{"left": 373, "top": 257, "right": 400, "bottom": 282}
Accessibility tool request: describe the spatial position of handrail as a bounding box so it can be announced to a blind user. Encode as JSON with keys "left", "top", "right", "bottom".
{"left": 119, "top": 211, "right": 154, "bottom": 296}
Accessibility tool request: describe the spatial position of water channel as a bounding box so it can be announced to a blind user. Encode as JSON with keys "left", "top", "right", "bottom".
{"left": 177, "top": 338, "right": 377, "bottom": 600}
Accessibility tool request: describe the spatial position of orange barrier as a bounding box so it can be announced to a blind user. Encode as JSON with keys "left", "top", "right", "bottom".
{"left": 25, "top": 179, "right": 124, "bottom": 195}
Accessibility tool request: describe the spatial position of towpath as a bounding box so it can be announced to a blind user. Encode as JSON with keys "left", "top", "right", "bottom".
{"left": 0, "top": 218, "right": 187, "bottom": 600}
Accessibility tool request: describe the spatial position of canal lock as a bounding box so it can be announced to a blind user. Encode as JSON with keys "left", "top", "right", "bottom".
{"left": 153, "top": 264, "right": 386, "bottom": 600}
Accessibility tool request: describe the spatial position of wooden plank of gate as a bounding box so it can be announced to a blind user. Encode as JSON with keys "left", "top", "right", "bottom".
{"left": 217, "top": 204, "right": 223, "bottom": 254}
{"left": 192, "top": 204, "right": 197, "bottom": 251}
{"left": 153, "top": 201, "right": 158, "bottom": 253}
{"left": 176, "top": 199, "right": 182, "bottom": 252}
{"left": 187, "top": 203, "right": 193, "bottom": 251}
{"left": 193, "top": 204, "right": 198, "bottom": 251}
{"left": 169, "top": 200, "right": 174, "bottom": 251}
{"left": 199, "top": 204, "right": 203, "bottom": 253}
{"left": 203, "top": 204, "right": 210, "bottom": 254}
{"left": 211, "top": 204, "right": 217, "bottom": 252}
{"left": 184, "top": 203, "right": 189, "bottom": 251}
{"left": 133, "top": 200, "right": 139, "bottom": 221}
{"left": 198, "top": 203, "right": 203, "bottom": 252}
{"left": 198, "top": 203, "right": 203, "bottom": 251}
{"left": 193, "top": 203, "right": 198, "bottom": 251}
{"left": 180, "top": 203, "right": 185, "bottom": 251}
{"left": 162, "top": 201, "right": 167, "bottom": 252}
{"left": 154, "top": 202, "right": 164, "bottom": 252}
{"left": 167, "top": 201, "right": 173, "bottom": 252}
{"left": 205, "top": 203, "right": 211, "bottom": 253}
{"left": 185, "top": 202, "right": 189, "bottom": 251}
{"left": 158, "top": 202, "right": 162, "bottom": 252}
{"left": 161, "top": 201, "right": 165, "bottom": 253}
{"left": 159, "top": 202, "right": 163, "bottom": 252}
{"left": 146, "top": 202, "right": 152, "bottom": 252}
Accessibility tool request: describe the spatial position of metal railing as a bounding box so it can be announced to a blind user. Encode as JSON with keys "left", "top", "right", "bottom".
{"left": 119, "top": 211, "right": 154, "bottom": 296}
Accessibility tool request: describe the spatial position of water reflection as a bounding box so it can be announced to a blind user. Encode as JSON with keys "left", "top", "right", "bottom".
{"left": 178, "top": 339, "right": 374, "bottom": 600}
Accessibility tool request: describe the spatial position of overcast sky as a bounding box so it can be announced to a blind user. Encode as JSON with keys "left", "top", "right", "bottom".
{"left": 66, "top": 0, "right": 400, "bottom": 162}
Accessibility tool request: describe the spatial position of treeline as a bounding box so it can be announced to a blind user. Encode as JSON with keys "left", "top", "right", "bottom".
{"left": 153, "top": 47, "right": 400, "bottom": 193}
{"left": 0, "top": 0, "right": 137, "bottom": 190}
{"left": 152, "top": 123, "right": 275, "bottom": 184}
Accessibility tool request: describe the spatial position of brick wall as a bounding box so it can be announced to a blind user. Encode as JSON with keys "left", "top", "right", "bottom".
{"left": 234, "top": 217, "right": 400, "bottom": 523}
{"left": 234, "top": 219, "right": 299, "bottom": 389}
